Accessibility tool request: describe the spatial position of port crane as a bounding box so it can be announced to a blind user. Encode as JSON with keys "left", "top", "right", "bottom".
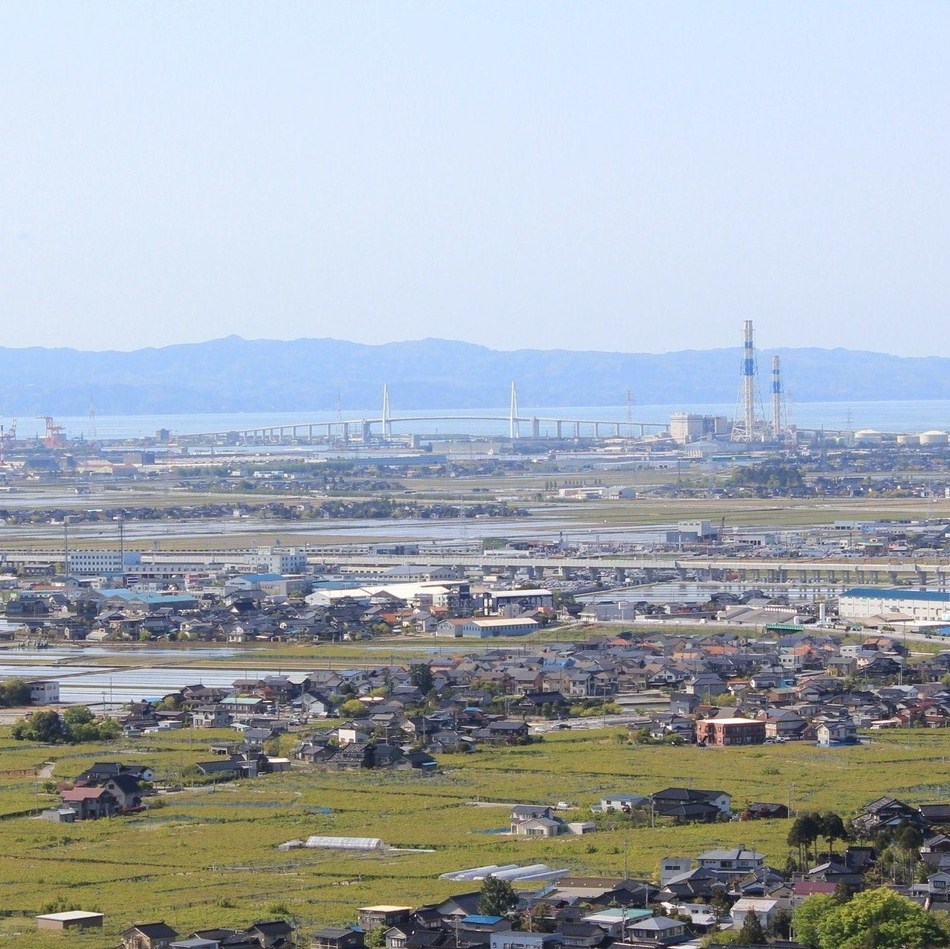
{"left": 36, "top": 416, "right": 65, "bottom": 449}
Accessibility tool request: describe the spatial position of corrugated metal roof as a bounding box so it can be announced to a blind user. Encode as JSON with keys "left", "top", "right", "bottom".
{"left": 843, "top": 588, "right": 950, "bottom": 602}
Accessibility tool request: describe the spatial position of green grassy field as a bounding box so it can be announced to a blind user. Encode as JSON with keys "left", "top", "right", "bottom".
{"left": 2, "top": 727, "right": 950, "bottom": 947}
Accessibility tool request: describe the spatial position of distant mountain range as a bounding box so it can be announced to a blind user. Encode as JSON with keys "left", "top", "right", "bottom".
{"left": 0, "top": 336, "right": 947, "bottom": 415}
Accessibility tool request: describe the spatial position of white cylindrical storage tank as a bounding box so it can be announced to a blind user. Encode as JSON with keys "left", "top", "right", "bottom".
{"left": 920, "top": 430, "right": 949, "bottom": 446}
{"left": 897, "top": 433, "right": 920, "bottom": 446}
{"left": 854, "top": 429, "right": 882, "bottom": 445}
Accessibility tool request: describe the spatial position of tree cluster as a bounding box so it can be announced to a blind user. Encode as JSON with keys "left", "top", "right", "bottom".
{"left": 727, "top": 462, "right": 806, "bottom": 495}
{"left": 792, "top": 888, "right": 950, "bottom": 949}
{"left": 0, "top": 678, "right": 32, "bottom": 707}
{"left": 787, "top": 810, "right": 848, "bottom": 865}
{"left": 11, "top": 706, "right": 121, "bottom": 744}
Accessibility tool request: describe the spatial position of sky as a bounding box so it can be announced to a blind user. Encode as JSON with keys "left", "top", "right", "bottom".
{"left": 1, "top": 2, "right": 949, "bottom": 356}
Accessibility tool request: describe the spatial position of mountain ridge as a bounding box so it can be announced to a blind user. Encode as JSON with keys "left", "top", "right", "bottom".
{"left": 1, "top": 337, "right": 947, "bottom": 414}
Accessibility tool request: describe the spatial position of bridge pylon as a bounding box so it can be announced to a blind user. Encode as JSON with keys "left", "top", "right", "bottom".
{"left": 509, "top": 382, "right": 520, "bottom": 439}
{"left": 382, "top": 383, "right": 392, "bottom": 439}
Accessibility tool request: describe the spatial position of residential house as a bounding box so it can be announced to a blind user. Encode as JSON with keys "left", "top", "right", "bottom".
{"left": 600, "top": 794, "right": 649, "bottom": 814}
{"left": 658, "top": 858, "right": 692, "bottom": 886}
{"left": 816, "top": 721, "right": 859, "bottom": 746}
{"left": 852, "top": 796, "right": 929, "bottom": 837}
{"left": 741, "top": 802, "right": 789, "bottom": 820}
{"left": 59, "top": 787, "right": 120, "bottom": 820}
{"left": 729, "top": 898, "right": 780, "bottom": 931}
{"left": 696, "top": 847, "right": 765, "bottom": 875}
{"left": 696, "top": 717, "right": 766, "bottom": 746}
{"left": 122, "top": 923, "right": 180, "bottom": 949}
{"left": 622, "top": 915, "right": 688, "bottom": 945}
{"left": 311, "top": 928, "right": 365, "bottom": 949}
{"left": 925, "top": 871, "right": 950, "bottom": 903}
{"left": 651, "top": 787, "right": 731, "bottom": 821}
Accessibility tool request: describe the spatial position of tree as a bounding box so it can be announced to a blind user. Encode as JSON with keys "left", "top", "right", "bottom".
{"left": 818, "top": 810, "right": 848, "bottom": 858}
{"left": 815, "top": 887, "right": 950, "bottom": 949}
{"left": 68, "top": 717, "right": 120, "bottom": 743}
{"left": 769, "top": 908, "right": 793, "bottom": 941}
{"left": 895, "top": 823, "right": 924, "bottom": 852}
{"left": 738, "top": 910, "right": 766, "bottom": 945}
{"left": 409, "top": 663, "right": 434, "bottom": 695}
{"left": 365, "top": 926, "right": 387, "bottom": 948}
{"left": 553, "top": 591, "right": 582, "bottom": 617}
{"left": 700, "top": 931, "right": 745, "bottom": 947}
{"left": 62, "top": 705, "right": 95, "bottom": 727}
{"left": 709, "top": 889, "right": 732, "bottom": 923}
{"left": 792, "top": 894, "right": 838, "bottom": 948}
{"left": 339, "top": 699, "right": 368, "bottom": 719}
{"left": 478, "top": 875, "right": 518, "bottom": 917}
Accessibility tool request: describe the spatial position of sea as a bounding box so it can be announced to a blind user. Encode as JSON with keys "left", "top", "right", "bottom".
{"left": 30, "top": 399, "right": 950, "bottom": 442}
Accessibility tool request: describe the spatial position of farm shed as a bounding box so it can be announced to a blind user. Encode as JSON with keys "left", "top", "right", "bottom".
{"left": 36, "top": 911, "right": 104, "bottom": 931}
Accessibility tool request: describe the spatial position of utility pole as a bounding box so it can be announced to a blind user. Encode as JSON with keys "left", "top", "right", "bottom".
{"left": 117, "top": 516, "right": 125, "bottom": 586}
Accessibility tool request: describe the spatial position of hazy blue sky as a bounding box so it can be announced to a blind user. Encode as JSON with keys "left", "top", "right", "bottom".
{"left": 2, "top": 2, "right": 948, "bottom": 355}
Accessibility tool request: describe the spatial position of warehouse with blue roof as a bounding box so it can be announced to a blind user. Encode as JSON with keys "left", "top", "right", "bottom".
{"left": 839, "top": 587, "right": 950, "bottom": 623}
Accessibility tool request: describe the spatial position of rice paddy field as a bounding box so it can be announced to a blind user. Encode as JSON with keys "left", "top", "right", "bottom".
{"left": 2, "top": 726, "right": 950, "bottom": 947}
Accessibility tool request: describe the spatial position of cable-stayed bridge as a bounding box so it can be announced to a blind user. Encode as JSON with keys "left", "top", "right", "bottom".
{"left": 175, "top": 383, "right": 669, "bottom": 445}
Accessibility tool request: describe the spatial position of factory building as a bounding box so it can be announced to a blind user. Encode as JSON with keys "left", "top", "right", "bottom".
{"left": 67, "top": 550, "right": 142, "bottom": 577}
{"left": 839, "top": 587, "right": 950, "bottom": 623}
{"left": 436, "top": 617, "right": 540, "bottom": 638}
{"left": 669, "top": 413, "right": 729, "bottom": 445}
